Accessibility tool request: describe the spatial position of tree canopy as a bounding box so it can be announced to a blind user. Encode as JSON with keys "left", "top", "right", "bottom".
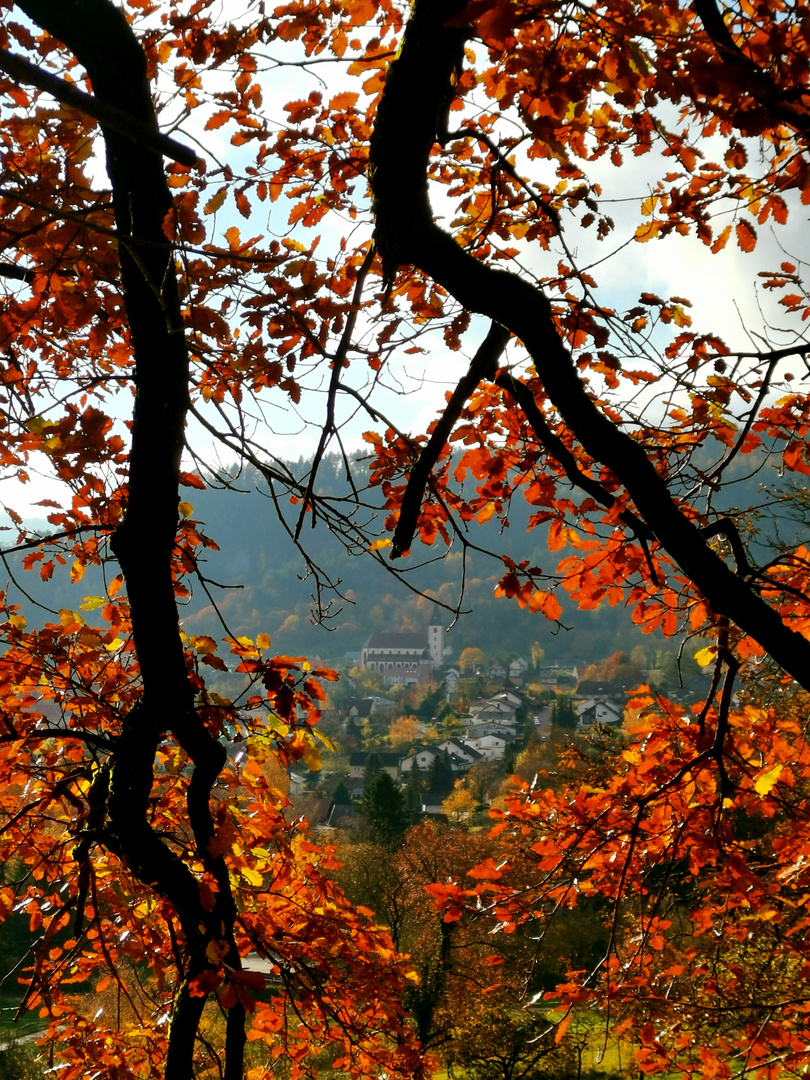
{"left": 0, "top": 0, "right": 810, "bottom": 1078}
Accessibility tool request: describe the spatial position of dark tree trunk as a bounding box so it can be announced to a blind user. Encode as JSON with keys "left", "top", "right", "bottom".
{"left": 13, "top": 2, "right": 245, "bottom": 1076}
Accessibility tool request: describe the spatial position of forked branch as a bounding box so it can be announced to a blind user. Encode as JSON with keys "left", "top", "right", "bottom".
{"left": 369, "top": 0, "right": 810, "bottom": 688}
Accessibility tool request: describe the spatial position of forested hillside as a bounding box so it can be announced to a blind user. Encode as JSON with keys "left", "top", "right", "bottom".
{"left": 5, "top": 450, "right": 790, "bottom": 666}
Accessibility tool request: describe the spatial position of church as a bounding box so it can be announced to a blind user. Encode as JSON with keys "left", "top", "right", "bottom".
{"left": 359, "top": 621, "right": 444, "bottom": 686}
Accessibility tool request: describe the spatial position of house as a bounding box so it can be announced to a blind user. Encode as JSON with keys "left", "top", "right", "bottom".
{"left": 463, "top": 733, "right": 507, "bottom": 761}
{"left": 400, "top": 746, "right": 442, "bottom": 775}
{"left": 468, "top": 698, "right": 520, "bottom": 737}
{"left": 343, "top": 697, "right": 374, "bottom": 720}
{"left": 289, "top": 771, "right": 307, "bottom": 796}
{"left": 401, "top": 742, "right": 478, "bottom": 776}
{"left": 469, "top": 695, "right": 517, "bottom": 723}
{"left": 443, "top": 667, "right": 460, "bottom": 700}
{"left": 571, "top": 663, "right": 593, "bottom": 683}
{"left": 576, "top": 698, "right": 623, "bottom": 728}
{"left": 575, "top": 678, "right": 629, "bottom": 697}
{"left": 509, "top": 657, "right": 529, "bottom": 684}
{"left": 327, "top": 804, "right": 360, "bottom": 831}
{"left": 284, "top": 794, "right": 333, "bottom": 828}
{"left": 493, "top": 689, "right": 524, "bottom": 708}
{"left": 438, "top": 738, "right": 483, "bottom": 767}
{"left": 421, "top": 791, "right": 448, "bottom": 816}
{"left": 360, "top": 620, "right": 445, "bottom": 686}
{"left": 465, "top": 720, "right": 519, "bottom": 741}
{"left": 537, "top": 664, "right": 562, "bottom": 687}
{"left": 348, "top": 751, "right": 401, "bottom": 787}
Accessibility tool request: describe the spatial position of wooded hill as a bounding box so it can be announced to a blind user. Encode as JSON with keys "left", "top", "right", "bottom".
{"left": 6, "top": 449, "right": 792, "bottom": 667}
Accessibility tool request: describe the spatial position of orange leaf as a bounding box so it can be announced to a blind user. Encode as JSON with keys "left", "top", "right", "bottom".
{"left": 735, "top": 220, "right": 757, "bottom": 252}
{"left": 528, "top": 589, "right": 563, "bottom": 621}
{"left": 205, "top": 110, "right": 231, "bottom": 130}
{"left": 555, "top": 1011, "right": 572, "bottom": 1045}
{"left": 329, "top": 92, "right": 359, "bottom": 111}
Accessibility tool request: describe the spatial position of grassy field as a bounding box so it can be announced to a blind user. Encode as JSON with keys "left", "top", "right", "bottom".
{"left": 0, "top": 995, "right": 44, "bottom": 1045}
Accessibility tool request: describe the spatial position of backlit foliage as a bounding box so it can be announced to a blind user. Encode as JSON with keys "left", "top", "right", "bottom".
{"left": 0, "top": 0, "right": 809, "bottom": 1077}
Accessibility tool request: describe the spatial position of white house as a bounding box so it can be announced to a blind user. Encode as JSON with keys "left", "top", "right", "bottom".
{"left": 438, "top": 738, "right": 483, "bottom": 766}
{"left": 463, "top": 734, "right": 507, "bottom": 761}
{"left": 400, "top": 747, "right": 442, "bottom": 775}
{"left": 509, "top": 657, "right": 529, "bottom": 684}
{"left": 576, "top": 698, "right": 623, "bottom": 728}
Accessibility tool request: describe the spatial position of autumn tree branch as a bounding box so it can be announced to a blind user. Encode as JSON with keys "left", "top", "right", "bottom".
{"left": 369, "top": 0, "right": 810, "bottom": 688}
{"left": 12, "top": 2, "right": 243, "bottom": 1077}
{"left": 391, "top": 320, "right": 510, "bottom": 558}
{"left": 0, "top": 46, "right": 198, "bottom": 166}
{"left": 691, "top": 0, "right": 810, "bottom": 139}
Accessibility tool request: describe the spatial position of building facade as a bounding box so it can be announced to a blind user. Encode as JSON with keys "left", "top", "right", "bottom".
{"left": 360, "top": 621, "right": 444, "bottom": 686}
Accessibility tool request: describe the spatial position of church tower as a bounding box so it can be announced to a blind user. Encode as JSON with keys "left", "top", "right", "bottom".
{"left": 427, "top": 611, "right": 444, "bottom": 670}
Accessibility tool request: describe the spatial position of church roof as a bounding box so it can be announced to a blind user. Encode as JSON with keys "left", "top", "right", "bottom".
{"left": 363, "top": 631, "right": 425, "bottom": 651}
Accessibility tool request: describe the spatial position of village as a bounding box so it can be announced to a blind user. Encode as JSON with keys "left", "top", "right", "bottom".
{"left": 283, "top": 618, "right": 711, "bottom": 829}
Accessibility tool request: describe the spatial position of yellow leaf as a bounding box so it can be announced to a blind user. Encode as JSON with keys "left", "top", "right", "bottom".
{"left": 203, "top": 187, "right": 227, "bottom": 215}
{"left": 105, "top": 637, "right": 124, "bottom": 652}
{"left": 189, "top": 635, "right": 218, "bottom": 654}
{"left": 9, "top": 614, "right": 25, "bottom": 630}
{"left": 694, "top": 646, "right": 715, "bottom": 667}
{"left": 80, "top": 596, "right": 106, "bottom": 611}
{"left": 256, "top": 633, "right": 271, "bottom": 650}
{"left": 640, "top": 194, "right": 659, "bottom": 217}
{"left": 178, "top": 501, "right": 193, "bottom": 518}
{"left": 368, "top": 538, "right": 391, "bottom": 551}
{"left": 242, "top": 867, "right": 263, "bottom": 887}
{"left": 754, "top": 763, "right": 783, "bottom": 797}
{"left": 24, "top": 415, "right": 52, "bottom": 435}
{"left": 314, "top": 729, "right": 337, "bottom": 753}
{"left": 635, "top": 220, "right": 661, "bottom": 242}
{"left": 60, "top": 609, "right": 84, "bottom": 627}
{"left": 303, "top": 741, "right": 322, "bottom": 772}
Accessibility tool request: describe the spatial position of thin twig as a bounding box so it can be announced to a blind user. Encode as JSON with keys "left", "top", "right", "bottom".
{"left": 295, "top": 243, "right": 376, "bottom": 540}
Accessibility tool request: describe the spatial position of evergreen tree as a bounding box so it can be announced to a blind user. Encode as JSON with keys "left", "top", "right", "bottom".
{"left": 551, "top": 696, "right": 578, "bottom": 731}
{"left": 361, "top": 772, "right": 410, "bottom": 849}
{"left": 332, "top": 780, "right": 353, "bottom": 805}
{"left": 404, "top": 770, "right": 424, "bottom": 824}
{"left": 362, "top": 752, "right": 382, "bottom": 791}
{"left": 415, "top": 684, "right": 444, "bottom": 722}
{"left": 426, "top": 751, "right": 454, "bottom": 795}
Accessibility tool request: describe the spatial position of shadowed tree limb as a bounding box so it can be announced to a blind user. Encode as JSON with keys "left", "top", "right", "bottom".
{"left": 369, "top": 0, "right": 810, "bottom": 688}
{"left": 13, "top": 2, "right": 244, "bottom": 1076}
{"left": 391, "top": 320, "right": 510, "bottom": 558}
{"left": 692, "top": 0, "right": 810, "bottom": 139}
{"left": 0, "top": 46, "right": 198, "bottom": 165}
